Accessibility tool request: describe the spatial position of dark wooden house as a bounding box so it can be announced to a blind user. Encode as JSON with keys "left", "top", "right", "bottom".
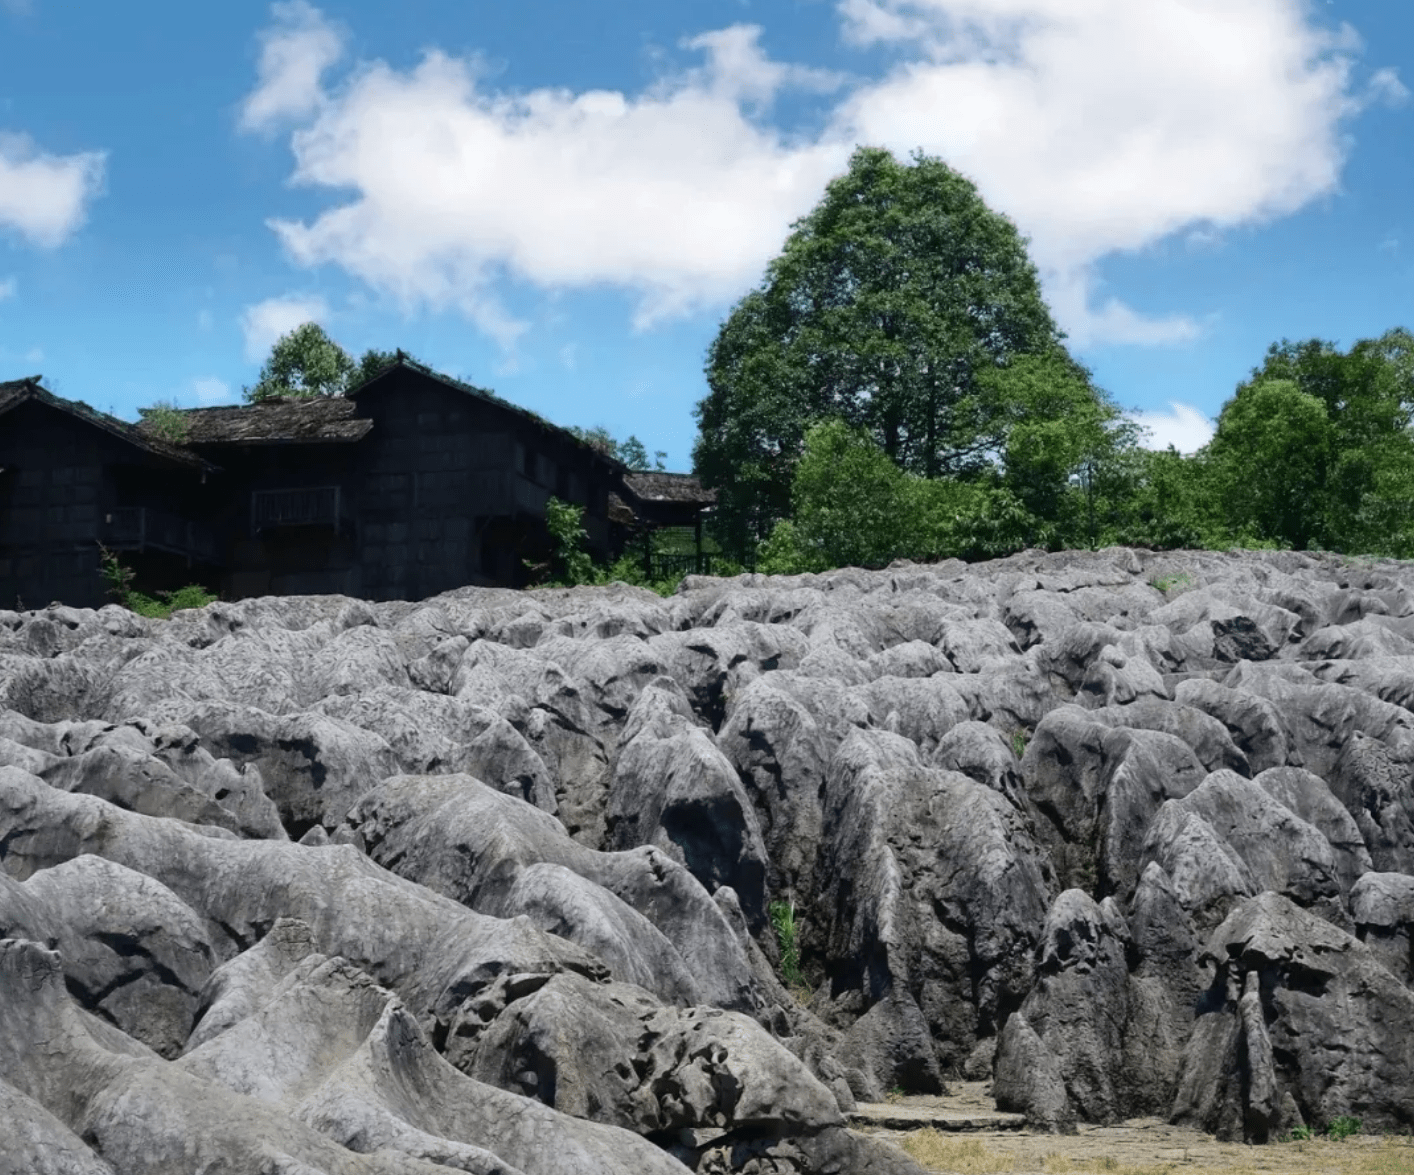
{"left": 0, "top": 358, "right": 717, "bottom": 608}
{"left": 174, "top": 358, "right": 627, "bottom": 600}
{"left": 0, "top": 377, "right": 220, "bottom": 610}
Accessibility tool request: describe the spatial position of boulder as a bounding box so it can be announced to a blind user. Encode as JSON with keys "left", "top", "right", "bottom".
{"left": 1173, "top": 892, "right": 1414, "bottom": 1140}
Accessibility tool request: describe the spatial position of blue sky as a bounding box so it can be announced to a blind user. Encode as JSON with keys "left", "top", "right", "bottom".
{"left": 1, "top": 0, "right": 1411, "bottom": 465}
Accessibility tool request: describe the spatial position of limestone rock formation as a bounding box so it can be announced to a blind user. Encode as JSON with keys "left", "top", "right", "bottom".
{"left": 3, "top": 549, "right": 1414, "bottom": 1167}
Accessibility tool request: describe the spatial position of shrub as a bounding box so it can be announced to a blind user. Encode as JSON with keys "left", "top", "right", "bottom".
{"left": 137, "top": 400, "right": 190, "bottom": 444}
{"left": 98, "top": 545, "right": 217, "bottom": 618}
{"left": 1327, "top": 1116, "right": 1362, "bottom": 1141}
{"left": 768, "top": 900, "right": 802, "bottom": 986}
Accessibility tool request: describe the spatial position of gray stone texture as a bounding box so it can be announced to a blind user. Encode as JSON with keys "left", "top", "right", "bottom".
{"left": 3, "top": 548, "right": 1414, "bottom": 1164}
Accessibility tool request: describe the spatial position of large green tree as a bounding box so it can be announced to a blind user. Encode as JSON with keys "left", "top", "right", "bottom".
{"left": 694, "top": 146, "right": 1064, "bottom": 552}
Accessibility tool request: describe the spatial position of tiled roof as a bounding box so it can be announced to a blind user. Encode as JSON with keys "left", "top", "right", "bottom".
{"left": 622, "top": 471, "right": 717, "bottom": 506}
{"left": 167, "top": 397, "right": 373, "bottom": 445}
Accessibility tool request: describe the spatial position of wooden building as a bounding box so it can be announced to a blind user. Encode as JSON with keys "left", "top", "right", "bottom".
{"left": 0, "top": 377, "right": 220, "bottom": 610}
{"left": 0, "top": 358, "right": 717, "bottom": 608}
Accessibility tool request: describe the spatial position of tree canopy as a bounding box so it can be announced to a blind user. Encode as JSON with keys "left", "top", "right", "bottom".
{"left": 244, "top": 324, "right": 399, "bottom": 402}
{"left": 568, "top": 425, "right": 667, "bottom": 471}
{"left": 754, "top": 326, "right": 1414, "bottom": 572}
{"left": 1198, "top": 329, "right": 1414, "bottom": 554}
{"left": 694, "top": 146, "right": 1065, "bottom": 552}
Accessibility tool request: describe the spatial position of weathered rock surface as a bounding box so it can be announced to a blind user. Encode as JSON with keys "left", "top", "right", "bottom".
{"left": 2, "top": 549, "right": 1414, "bottom": 1165}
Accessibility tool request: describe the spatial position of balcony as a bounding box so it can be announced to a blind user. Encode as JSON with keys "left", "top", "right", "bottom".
{"left": 101, "top": 507, "right": 219, "bottom": 564}
{"left": 251, "top": 486, "right": 343, "bottom": 535}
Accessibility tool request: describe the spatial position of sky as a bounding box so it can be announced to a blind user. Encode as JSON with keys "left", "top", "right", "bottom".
{"left": 1, "top": 0, "right": 1412, "bottom": 466}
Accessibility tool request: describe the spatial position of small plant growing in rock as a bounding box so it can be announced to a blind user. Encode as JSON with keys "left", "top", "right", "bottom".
{"left": 1010, "top": 729, "right": 1028, "bottom": 759}
{"left": 1150, "top": 570, "right": 1194, "bottom": 594}
{"left": 1326, "top": 1115, "right": 1361, "bottom": 1141}
{"left": 769, "top": 899, "right": 802, "bottom": 986}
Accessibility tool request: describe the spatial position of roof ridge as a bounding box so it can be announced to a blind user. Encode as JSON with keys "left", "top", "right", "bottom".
{"left": 0, "top": 378, "right": 213, "bottom": 471}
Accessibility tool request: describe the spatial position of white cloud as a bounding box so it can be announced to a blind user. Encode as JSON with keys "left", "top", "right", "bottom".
{"left": 239, "top": 294, "right": 329, "bottom": 362}
{"left": 257, "top": 23, "right": 848, "bottom": 342}
{"left": 240, "top": 1, "right": 345, "bottom": 134}
{"left": 0, "top": 133, "right": 105, "bottom": 247}
{"left": 1364, "top": 66, "right": 1409, "bottom": 108}
{"left": 1046, "top": 271, "right": 1202, "bottom": 347}
{"left": 251, "top": 2, "right": 1368, "bottom": 349}
{"left": 0, "top": 276, "right": 14, "bottom": 301}
{"left": 833, "top": 0, "right": 1358, "bottom": 344}
{"left": 680, "top": 25, "right": 844, "bottom": 108}
{"left": 1132, "top": 401, "right": 1214, "bottom": 455}
{"left": 192, "top": 376, "right": 232, "bottom": 405}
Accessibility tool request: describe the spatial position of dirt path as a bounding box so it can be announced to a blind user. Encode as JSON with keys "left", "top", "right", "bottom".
{"left": 852, "top": 1086, "right": 1414, "bottom": 1175}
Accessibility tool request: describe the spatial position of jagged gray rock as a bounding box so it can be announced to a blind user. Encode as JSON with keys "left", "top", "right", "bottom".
{"left": 4, "top": 547, "right": 1414, "bottom": 1167}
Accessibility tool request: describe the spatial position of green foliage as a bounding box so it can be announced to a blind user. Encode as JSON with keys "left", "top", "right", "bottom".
{"left": 568, "top": 425, "right": 667, "bottom": 471}
{"left": 352, "top": 348, "right": 399, "bottom": 388}
{"left": 1200, "top": 329, "right": 1414, "bottom": 554}
{"left": 98, "top": 544, "right": 136, "bottom": 602}
{"left": 543, "top": 496, "right": 596, "bottom": 586}
{"left": 137, "top": 400, "right": 190, "bottom": 444}
{"left": 768, "top": 900, "right": 802, "bottom": 986}
{"left": 245, "top": 322, "right": 356, "bottom": 402}
{"left": 1286, "top": 1125, "right": 1314, "bottom": 1143}
{"left": 695, "top": 146, "right": 1063, "bottom": 554}
{"left": 1327, "top": 1116, "right": 1362, "bottom": 1141}
{"left": 1149, "top": 571, "right": 1194, "bottom": 594}
{"left": 1206, "top": 378, "right": 1332, "bottom": 550}
{"left": 983, "top": 351, "right": 1141, "bottom": 547}
{"left": 601, "top": 553, "right": 682, "bottom": 597}
{"left": 1010, "top": 730, "right": 1028, "bottom": 759}
{"left": 98, "top": 545, "right": 216, "bottom": 618}
{"left": 755, "top": 420, "right": 1041, "bottom": 573}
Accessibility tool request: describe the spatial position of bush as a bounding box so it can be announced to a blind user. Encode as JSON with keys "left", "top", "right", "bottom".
{"left": 756, "top": 420, "right": 1041, "bottom": 573}
{"left": 544, "top": 496, "right": 595, "bottom": 585}
{"left": 98, "top": 545, "right": 217, "bottom": 618}
{"left": 1327, "top": 1116, "right": 1362, "bottom": 1141}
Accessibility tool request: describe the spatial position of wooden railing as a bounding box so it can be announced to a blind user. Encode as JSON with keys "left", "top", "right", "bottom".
{"left": 251, "top": 487, "right": 341, "bottom": 534}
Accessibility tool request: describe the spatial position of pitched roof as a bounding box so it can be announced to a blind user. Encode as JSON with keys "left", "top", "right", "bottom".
{"left": 167, "top": 396, "right": 373, "bottom": 445}
{"left": 353, "top": 355, "right": 627, "bottom": 471}
{"left": 0, "top": 376, "right": 215, "bottom": 471}
{"left": 622, "top": 471, "right": 717, "bottom": 506}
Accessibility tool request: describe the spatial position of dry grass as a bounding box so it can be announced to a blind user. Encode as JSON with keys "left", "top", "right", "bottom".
{"left": 901, "top": 1133, "right": 1414, "bottom": 1175}
{"left": 902, "top": 1134, "right": 1018, "bottom": 1173}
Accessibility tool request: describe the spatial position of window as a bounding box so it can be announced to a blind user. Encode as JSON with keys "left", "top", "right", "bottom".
{"left": 251, "top": 486, "right": 341, "bottom": 534}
